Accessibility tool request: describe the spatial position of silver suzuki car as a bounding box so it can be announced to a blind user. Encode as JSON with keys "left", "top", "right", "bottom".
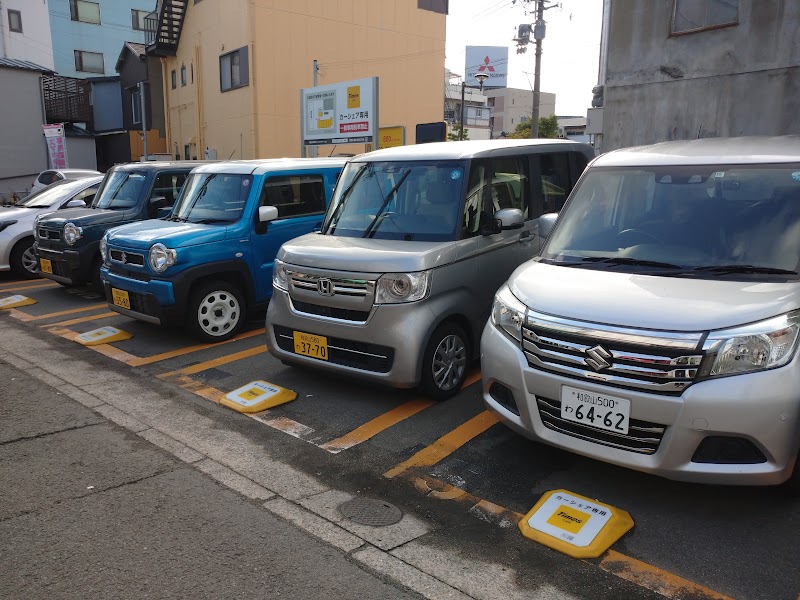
{"left": 267, "top": 139, "right": 595, "bottom": 398}
{"left": 482, "top": 135, "right": 800, "bottom": 489}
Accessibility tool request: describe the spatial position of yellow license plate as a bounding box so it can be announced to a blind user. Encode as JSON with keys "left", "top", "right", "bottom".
{"left": 40, "top": 258, "right": 52, "bottom": 274}
{"left": 111, "top": 288, "right": 130, "bottom": 310}
{"left": 293, "top": 331, "right": 328, "bottom": 360}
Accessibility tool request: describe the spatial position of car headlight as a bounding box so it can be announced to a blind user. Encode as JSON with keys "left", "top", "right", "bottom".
{"left": 701, "top": 311, "right": 800, "bottom": 378}
{"left": 99, "top": 236, "right": 108, "bottom": 262}
{"left": 0, "top": 220, "right": 17, "bottom": 234}
{"left": 63, "top": 222, "right": 83, "bottom": 245}
{"left": 375, "top": 271, "right": 430, "bottom": 304}
{"left": 491, "top": 284, "right": 527, "bottom": 342}
{"left": 148, "top": 243, "right": 177, "bottom": 273}
{"left": 273, "top": 259, "right": 288, "bottom": 291}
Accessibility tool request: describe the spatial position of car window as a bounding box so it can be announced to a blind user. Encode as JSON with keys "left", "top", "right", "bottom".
{"left": 490, "top": 156, "right": 530, "bottom": 217}
{"left": 538, "top": 152, "right": 571, "bottom": 214}
{"left": 93, "top": 171, "right": 148, "bottom": 209}
{"left": 151, "top": 172, "right": 188, "bottom": 207}
{"left": 259, "top": 174, "right": 326, "bottom": 219}
{"left": 22, "top": 179, "right": 95, "bottom": 208}
{"left": 171, "top": 173, "right": 253, "bottom": 223}
{"left": 70, "top": 185, "right": 99, "bottom": 207}
{"left": 38, "top": 171, "right": 56, "bottom": 185}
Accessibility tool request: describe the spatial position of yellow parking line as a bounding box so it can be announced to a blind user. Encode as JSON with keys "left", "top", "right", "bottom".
{"left": 129, "top": 328, "right": 265, "bottom": 367}
{"left": 0, "top": 281, "right": 58, "bottom": 293}
{"left": 13, "top": 303, "right": 108, "bottom": 322}
{"left": 158, "top": 345, "right": 267, "bottom": 378}
{"left": 320, "top": 398, "right": 436, "bottom": 453}
{"left": 598, "top": 550, "right": 735, "bottom": 600}
{"left": 383, "top": 410, "right": 498, "bottom": 478}
{"left": 42, "top": 311, "right": 118, "bottom": 328}
{"left": 0, "top": 278, "right": 32, "bottom": 288}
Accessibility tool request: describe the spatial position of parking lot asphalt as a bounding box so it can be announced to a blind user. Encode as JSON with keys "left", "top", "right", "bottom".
{"left": 2, "top": 273, "right": 799, "bottom": 600}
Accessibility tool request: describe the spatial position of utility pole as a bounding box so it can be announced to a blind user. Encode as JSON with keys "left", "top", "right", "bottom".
{"left": 139, "top": 80, "right": 148, "bottom": 160}
{"left": 307, "top": 60, "right": 319, "bottom": 158}
{"left": 459, "top": 81, "right": 466, "bottom": 140}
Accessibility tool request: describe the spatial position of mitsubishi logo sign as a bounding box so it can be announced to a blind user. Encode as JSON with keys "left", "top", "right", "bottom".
{"left": 584, "top": 345, "right": 613, "bottom": 372}
{"left": 465, "top": 46, "right": 508, "bottom": 88}
{"left": 317, "top": 278, "right": 334, "bottom": 297}
{"left": 477, "top": 56, "right": 496, "bottom": 73}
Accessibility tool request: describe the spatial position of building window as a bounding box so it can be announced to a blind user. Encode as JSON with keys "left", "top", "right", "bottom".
{"left": 171, "top": 70, "right": 177, "bottom": 89}
{"left": 220, "top": 47, "right": 249, "bottom": 92}
{"left": 671, "top": 0, "right": 739, "bottom": 35}
{"left": 131, "top": 9, "right": 149, "bottom": 30}
{"left": 8, "top": 9, "right": 22, "bottom": 33}
{"left": 74, "top": 50, "right": 104, "bottom": 74}
{"left": 131, "top": 88, "right": 142, "bottom": 124}
{"left": 69, "top": 0, "right": 101, "bottom": 25}
{"left": 418, "top": 0, "right": 448, "bottom": 14}
{"left": 180, "top": 65, "right": 186, "bottom": 86}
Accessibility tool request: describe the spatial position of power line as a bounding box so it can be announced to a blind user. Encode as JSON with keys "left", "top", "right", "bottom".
{"left": 472, "top": 0, "right": 509, "bottom": 18}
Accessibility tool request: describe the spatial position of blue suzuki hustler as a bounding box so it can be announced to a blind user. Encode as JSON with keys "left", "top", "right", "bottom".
{"left": 100, "top": 158, "right": 347, "bottom": 341}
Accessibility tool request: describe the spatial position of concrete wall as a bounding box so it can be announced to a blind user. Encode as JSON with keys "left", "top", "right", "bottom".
{"left": 0, "top": 66, "right": 47, "bottom": 195}
{"left": 49, "top": 0, "right": 153, "bottom": 77}
{"left": 1, "top": 0, "right": 54, "bottom": 69}
{"left": 602, "top": 0, "right": 800, "bottom": 150}
{"left": 160, "top": 0, "right": 446, "bottom": 159}
{"left": 65, "top": 136, "right": 97, "bottom": 169}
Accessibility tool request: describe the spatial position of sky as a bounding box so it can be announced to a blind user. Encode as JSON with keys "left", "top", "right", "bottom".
{"left": 445, "top": 0, "right": 603, "bottom": 116}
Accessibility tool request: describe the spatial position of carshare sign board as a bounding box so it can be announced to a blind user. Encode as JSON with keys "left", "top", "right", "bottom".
{"left": 301, "top": 77, "right": 379, "bottom": 147}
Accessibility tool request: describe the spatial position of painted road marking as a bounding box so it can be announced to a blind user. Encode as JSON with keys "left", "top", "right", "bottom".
{"left": 0, "top": 279, "right": 28, "bottom": 288}
{"left": 11, "top": 303, "right": 108, "bottom": 322}
{"left": 157, "top": 345, "right": 268, "bottom": 379}
{"left": 42, "top": 312, "right": 118, "bottom": 328}
{"left": 383, "top": 411, "right": 499, "bottom": 479}
{"left": 0, "top": 281, "right": 58, "bottom": 293}
{"left": 129, "top": 328, "right": 265, "bottom": 367}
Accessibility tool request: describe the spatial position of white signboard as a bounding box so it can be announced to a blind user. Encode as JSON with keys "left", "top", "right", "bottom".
{"left": 465, "top": 46, "right": 508, "bottom": 89}
{"left": 526, "top": 491, "right": 612, "bottom": 547}
{"left": 301, "top": 77, "right": 379, "bottom": 147}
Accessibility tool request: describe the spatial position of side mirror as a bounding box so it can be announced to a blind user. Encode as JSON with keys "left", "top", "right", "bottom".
{"left": 65, "top": 199, "right": 86, "bottom": 208}
{"left": 258, "top": 205, "right": 279, "bottom": 223}
{"left": 149, "top": 195, "right": 168, "bottom": 209}
{"left": 494, "top": 208, "right": 525, "bottom": 230}
{"left": 538, "top": 212, "right": 559, "bottom": 239}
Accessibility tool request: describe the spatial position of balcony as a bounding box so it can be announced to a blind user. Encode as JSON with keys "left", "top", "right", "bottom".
{"left": 145, "top": 0, "right": 187, "bottom": 57}
{"left": 42, "top": 75, "right": 91, "bottom": 123}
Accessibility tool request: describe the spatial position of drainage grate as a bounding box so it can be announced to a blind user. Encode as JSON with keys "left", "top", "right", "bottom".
{"left": 338, "top": 498, "right": 403, "bottom": 527}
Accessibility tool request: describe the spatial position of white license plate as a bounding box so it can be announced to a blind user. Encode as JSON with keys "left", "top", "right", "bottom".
{"left": 561, "top": 386, "right": 630, "bottom": 435}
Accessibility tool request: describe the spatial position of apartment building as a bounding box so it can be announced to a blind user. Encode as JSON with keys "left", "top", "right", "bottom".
{"left": 0, "top": 0, "right": 54, "bottom": 68}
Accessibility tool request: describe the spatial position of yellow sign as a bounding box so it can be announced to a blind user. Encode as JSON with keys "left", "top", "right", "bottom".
{"left": 75, "top": 326, "right": 132, "bottom": 346}
{"left": 519, "top": 489, "right": 634, "bottom": 559}
{"left": 347, "top": 85, "right": 361, "bottom": 109}
{"left": 378, "top": 126, "right": 405, "bottom": 149}
{"left": 221, "top": 380, "right": 297, "bottom": 413}
{"left": 0, "top": 295, "right": 37, "bottom": 309}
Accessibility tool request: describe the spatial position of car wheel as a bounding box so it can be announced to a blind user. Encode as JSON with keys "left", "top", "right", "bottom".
{"left": 187, "top": 281, "right": 245, "bottom": 342}
{"left": 10, "top": 238, "right": 39, "bottom": 279}
{"left": 420, "top": 322, "right": 470, "bottom": 400}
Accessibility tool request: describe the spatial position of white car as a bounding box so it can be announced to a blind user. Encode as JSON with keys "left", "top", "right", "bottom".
{"left": 30, "top": 168, "right": 102, "bottom": 194}
{"left": 1, "top": 176, "right": 103, "bottom": 278}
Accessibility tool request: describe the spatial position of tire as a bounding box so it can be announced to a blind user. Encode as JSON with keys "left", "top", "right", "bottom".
{"left": 187, "top": 281, "right": 245, "bottom": 342}
{"left": 420, "top": 322, "right": 470, "bottom": 400}
{"left": 10, "top": 238, "right": 39, "bottom": 279}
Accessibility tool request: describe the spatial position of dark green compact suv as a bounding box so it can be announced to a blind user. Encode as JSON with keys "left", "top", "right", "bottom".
{"left": 34, "top": 161, "right": 206, "bottom": 288}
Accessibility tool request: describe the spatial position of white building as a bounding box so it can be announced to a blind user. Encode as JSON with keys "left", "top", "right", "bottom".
{"left": 0, "top": 0, "right": 54, "bottom": 69}
{"left": 485, "top": 87, "right": 555, "bottom": 138}
{"left": 444, "top": 69, "right": 490, "bottom": 140}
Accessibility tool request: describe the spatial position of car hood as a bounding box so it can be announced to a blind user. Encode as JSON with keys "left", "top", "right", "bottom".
{"left": 38, "top": 207, "right": 129, "bottom": 228}
{"left": 509, "top": 262, "right": 800, "bottom": 332}
{"left": 106, "top": 219, "right": 227, "bottom": 249}
{"left": 0, "top": 206, "right": 42, "bottom": 223}
{"left": 278, "top": 233, "right": 459, "bottom": 273}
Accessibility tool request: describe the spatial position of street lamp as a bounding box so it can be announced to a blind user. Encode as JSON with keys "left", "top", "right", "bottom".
{"left": 459, "top": 72, "right": 489, "bottom": 141}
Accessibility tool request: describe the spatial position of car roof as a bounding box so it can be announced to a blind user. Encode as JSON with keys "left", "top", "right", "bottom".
{"left": 189, "top": 157, "right": 349, "bottom": 175}
{"left": 57, "top": 168, "right": 102, "bottom": 174}
{"left": 594, "top": 136, "right": 800, "bottom": 167}
{"left": 110, "top": 161, "right": 215, "bottom": 172}
{"left": 353, "top": 138, "right": 593, "bottom": 162}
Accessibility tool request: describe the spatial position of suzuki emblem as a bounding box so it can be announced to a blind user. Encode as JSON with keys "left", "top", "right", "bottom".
{"left": 317, "top": 278, "right": 334, "bottom": 296}
{"left": 584, "top": 344, "right": 613, "bottom": 371}
{"left": 119, "top": 252, "right": 127, "bottom": 264}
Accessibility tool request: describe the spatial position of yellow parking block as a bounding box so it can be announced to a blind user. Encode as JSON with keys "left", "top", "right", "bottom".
{"left": 221, "top": 380, "right": 297, "bottom": 413}
{"left": 519, "top": 489, "right": 633, "bottom": 559}
{"left": 75, "top": 326, "right": 133, "bottom": 346}
{"left": 0, "top": 295, "right": 37, "bottom": 309}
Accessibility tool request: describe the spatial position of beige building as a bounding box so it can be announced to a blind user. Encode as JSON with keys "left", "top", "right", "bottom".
{"left": 485, "top": 88, "right": 555, "bottom": 139}
{"left": 146, "top": 0, "right": 447, "bottom": 160}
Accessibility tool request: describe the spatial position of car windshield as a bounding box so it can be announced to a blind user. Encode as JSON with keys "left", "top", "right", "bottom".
{"left": 169, "top": 173, "right": 253, "bottom": 223}
{"left": 21, "top": 179, "right": 92, "bottom": 209}
{"left": 541, "top": 164, "right": 800, "bottom": 278}
{"left": 322, "top": 160, "right": 467, "bottom": 241}
{"left": 92, "top": 170, "right": 147, "bottom": 210}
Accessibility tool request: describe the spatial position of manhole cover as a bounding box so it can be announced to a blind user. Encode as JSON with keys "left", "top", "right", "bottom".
{"left": 338, "top": 498, "right": 403, "bottom": 527}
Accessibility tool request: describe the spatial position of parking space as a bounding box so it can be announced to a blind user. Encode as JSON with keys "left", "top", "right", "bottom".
{"left": 2, "top": 272, "right": 799, "bottom": 600}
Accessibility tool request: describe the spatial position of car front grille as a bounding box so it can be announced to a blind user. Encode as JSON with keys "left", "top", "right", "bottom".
{"left": 536, "top": 395, "right": 666, "bottom": 455}
{"left": 110, "top": 249, "right": 145, "bottom": 266}
{"left": 273, "top": 325, "right": 393, "bottom": 373}
{"left": 291, "top": 299, "right": 370, "bottom": 322}
{"left": 522, "top": 311, "right": 705, "bottom": 396}
{"left": 38, "top": 228, "right": 60, "bottom": 241}
{"left": 288, "top": 272, "right": 374, "bottom": 298}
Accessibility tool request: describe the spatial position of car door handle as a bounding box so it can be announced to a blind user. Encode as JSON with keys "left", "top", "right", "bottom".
{"left": 519, "top": 230, "right": 533, "bottom": 243}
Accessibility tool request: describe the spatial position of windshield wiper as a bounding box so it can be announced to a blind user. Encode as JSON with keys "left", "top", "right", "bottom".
{"left": 578, "top": 256, "right": 683, "bottom": 269}
{"left": 327, "top": 164, "right": 371, "bottom": 234}
{"left": 188, "top": 218, "right": 233, "bottom": 224}
{"left": 363, "top": 169, "right": 411, "bottom": 238}
{"left": 689, "top": 264, "right": 798, "bottom": 275}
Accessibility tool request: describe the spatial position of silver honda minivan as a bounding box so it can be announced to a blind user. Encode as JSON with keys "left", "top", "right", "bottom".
{"left": 482, "top": 135, "right": 800, "bottom": 489}
{"left": 266, "top": 139, "right": 595, "bottom": 398}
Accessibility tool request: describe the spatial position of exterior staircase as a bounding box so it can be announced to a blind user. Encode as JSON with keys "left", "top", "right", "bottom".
{"left": 144, "top": 0, "right": 187, "bottom": 57}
